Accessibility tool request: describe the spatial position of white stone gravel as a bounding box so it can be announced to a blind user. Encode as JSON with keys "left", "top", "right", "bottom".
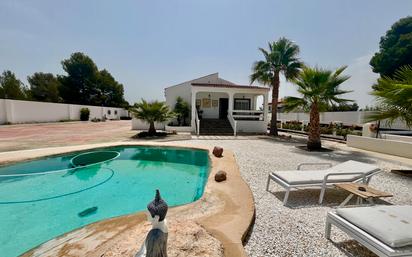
{"left": 178, "top": 136, "right": 412, "bottom": 257}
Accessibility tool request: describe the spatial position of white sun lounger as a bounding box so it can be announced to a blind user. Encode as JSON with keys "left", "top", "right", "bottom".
{"left": 266, "top": 160, "right": 380, "bottom": 205}
{"left": 326, "top": 206, "right": 412, "bottom": 257}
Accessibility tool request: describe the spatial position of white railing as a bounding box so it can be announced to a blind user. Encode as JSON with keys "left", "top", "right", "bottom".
{"left": 232, "top": 110, "right": 264, "bottom": 121}
{"left": 195, "top": 109, "right": 200, "bottom": 136}
{"left": 227, "top": 113, "right": 237, "bottom": 136}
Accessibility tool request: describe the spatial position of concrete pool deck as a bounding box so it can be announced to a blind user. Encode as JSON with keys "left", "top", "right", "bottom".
{"left": 1, "top": 142, "right": 255, "bottom": 257}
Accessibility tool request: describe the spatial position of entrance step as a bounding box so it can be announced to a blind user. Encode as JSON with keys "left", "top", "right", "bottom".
{"left": 199, "top": 119, "right": 234, "bottom": 135}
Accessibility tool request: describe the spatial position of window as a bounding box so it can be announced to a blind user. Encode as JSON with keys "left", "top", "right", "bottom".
{"left": 114, "top": 110, "right": 118, "bottom": 115}
{"left": 234, "top": 99, "right": 251, "bottom": 110}
{"left": 107, "top": 110, "right": 111, "bottom": 115}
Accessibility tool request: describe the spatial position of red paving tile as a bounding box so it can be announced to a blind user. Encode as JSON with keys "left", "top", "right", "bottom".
{"left": 0, "top": 120, "right": 135, "bottom": 152}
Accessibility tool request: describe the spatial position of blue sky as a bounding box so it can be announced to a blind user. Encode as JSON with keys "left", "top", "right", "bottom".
{"left": 1, "top": 0, "right": 411, "bottom": 107}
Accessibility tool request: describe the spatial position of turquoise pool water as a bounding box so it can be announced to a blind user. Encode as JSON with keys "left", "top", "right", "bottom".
{"left": 0, "top": 146, "right": 210, "bottom": 257}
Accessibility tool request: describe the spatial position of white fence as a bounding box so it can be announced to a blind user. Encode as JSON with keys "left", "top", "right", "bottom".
{"left": 0, "top": 99, "right": 128, "bottom": 124}
{"left": 276, "top": 111, "right": 410, "bottom": 130}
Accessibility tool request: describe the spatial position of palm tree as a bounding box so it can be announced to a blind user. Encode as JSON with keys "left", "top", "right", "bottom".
{"left": 367, "top": 65, "right": 412, "bottom": 128}
{"left": 130, "top": 99, "right": 175, "bottom": 135}
{"left": 283, "top": 66, "right": 351, "bottom": 150}
{"left": 250, "top": 37, "right": 303, "bottom": 136}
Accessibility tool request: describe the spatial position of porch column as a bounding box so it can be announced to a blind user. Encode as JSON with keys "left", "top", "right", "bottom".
{"left": 228, "top": 92, "right": 234, "bottom": 117}
{"left": 191, "top": 90, "right": 197, "bottom": 130}
{"left": 263, "top": 92, "right": 269, "bottom": 122}
{"left": 253, "top": 95, "right": 258, "bottom": 109}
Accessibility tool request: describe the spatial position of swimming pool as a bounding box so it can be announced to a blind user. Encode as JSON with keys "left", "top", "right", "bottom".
{"left": 0, "top": 146, "right": 210, "bottom": 257}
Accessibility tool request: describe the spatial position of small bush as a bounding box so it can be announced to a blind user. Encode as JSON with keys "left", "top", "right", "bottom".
{"left": 336, "top": 128, "right": 362, "bottom": 140}
{"left": 282, "top": 121, "right": 303, "bottom": 130}
{"left": 120, "top": 116, "right": 132, "bottom": 120}
{"left": 320, "top": 126, "right": 334, "bottom": 135}
{"left": 80, "top": 108, "right": 90, "bottom": 121}
{"left": 348, "top": 130, "right": 362, "bottom": 136}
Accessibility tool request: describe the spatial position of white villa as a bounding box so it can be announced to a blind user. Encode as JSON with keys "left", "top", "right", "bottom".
{"left": 164, "top": 73, "right": 269, "bottom": 135}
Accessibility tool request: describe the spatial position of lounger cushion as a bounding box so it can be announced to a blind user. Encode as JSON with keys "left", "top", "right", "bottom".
{"left": 329, "top": 160, "right": 379, "bottom": 174}
{"left": 337, "top": 205, "right": 412, "bottom": 248}
{"left": 273, "top": 170, "right": 358, "bottom": 185}
{"left": 272, "top": 160, "right": 379, "bottom": 185}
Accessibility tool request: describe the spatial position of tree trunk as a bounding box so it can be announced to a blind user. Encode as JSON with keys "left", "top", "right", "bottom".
{"left": 269, "top": 72, "right": 280, "bottom": 136}
{"left": 148, "top": 122, "right": 156, "bottom": 136}
{"left": 307, "top": 102, "right": 321, "bottom": 150}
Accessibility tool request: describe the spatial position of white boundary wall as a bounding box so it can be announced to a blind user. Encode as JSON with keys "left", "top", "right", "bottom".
{"left": 277, "top": 111, "right": 410, "bottom": 130}
{"left": 382, "top": 134, "right": 412, "bottom": 143}
{"left": 347, "top": 135, "right": 412, "bottom": 159}
{"left": 236, "top": 120, "right": 267, "bottom": 133}
{"left": 0, "top": 99, "right": 128, "bottom": 124}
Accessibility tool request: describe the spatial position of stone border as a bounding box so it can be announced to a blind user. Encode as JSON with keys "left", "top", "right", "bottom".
{"left": 0, "top": 142, "right": 255, "bottom": 257}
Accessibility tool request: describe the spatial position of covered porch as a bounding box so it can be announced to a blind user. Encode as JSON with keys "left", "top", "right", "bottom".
{"left": 190, "top": 84, "right": 269, "bottom": 135}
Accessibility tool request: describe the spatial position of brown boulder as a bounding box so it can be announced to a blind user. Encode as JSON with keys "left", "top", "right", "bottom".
{"left": 215, "top": 170, "right": 227, "bottom": 182}
{"left": 212, "top": 146, "right": 223, "bottom": 157}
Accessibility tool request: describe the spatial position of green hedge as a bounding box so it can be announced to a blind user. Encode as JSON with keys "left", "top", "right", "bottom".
{"left": 281, "top": 122, "right": 362, "bottom": 139}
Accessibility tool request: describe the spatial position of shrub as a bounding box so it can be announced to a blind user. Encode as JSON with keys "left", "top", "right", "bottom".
{"left": 120, "top": 116, "right": 132, "bottom": 120}
{"left": 80, "top": 108, "right": 90, "bottom": 121}
{"left": 336, "top": 128, "right": 362, "bottom": 140}
{"left": 320, "top": 126, "right": 334, "bottom": 135}
{"left": 348, "top": 130, "right": 362, "bottom": 136}
{"left": 282, "top": 121, "right": 302, "bottom": 130}
{"left": 174, "top": 97, "right": 190, "bottom": 126}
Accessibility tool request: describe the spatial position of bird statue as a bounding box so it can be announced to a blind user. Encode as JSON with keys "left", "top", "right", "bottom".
{"left": 135, "top": 189, "right": 168, "bottom": 257}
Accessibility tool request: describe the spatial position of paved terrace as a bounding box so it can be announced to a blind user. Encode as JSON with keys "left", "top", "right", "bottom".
{"left": 0, "top": 121, "right": 135, "bottom": 152}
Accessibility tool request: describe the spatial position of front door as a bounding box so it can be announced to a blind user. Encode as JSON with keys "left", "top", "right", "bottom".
{"left": 219, "top": 98, "right": 229, "bottom": 119}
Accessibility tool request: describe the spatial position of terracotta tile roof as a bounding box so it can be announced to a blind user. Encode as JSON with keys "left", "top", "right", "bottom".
{"left": 191, "top": 83, "right": 269, "bottom": 90}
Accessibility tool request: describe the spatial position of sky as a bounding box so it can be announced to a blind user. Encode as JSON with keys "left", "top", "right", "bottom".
{"left": 1, "top": 0, "right": 411, "bottom": 108}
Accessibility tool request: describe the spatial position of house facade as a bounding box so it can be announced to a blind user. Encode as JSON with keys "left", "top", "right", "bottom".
{"left": 165, "top": 73, "right": 269, "bottom": 135}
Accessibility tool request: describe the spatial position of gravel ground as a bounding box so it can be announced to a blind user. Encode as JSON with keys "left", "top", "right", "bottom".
{"left": 178, "top": 136, "right": 412, "bottom": 257}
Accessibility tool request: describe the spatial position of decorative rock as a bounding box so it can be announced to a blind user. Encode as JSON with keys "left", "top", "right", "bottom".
{"left": 214, "top": 170, "right": 227, "bottom": 182}
{"left": 212, "top": 146, "right": 223, "bottom": 157}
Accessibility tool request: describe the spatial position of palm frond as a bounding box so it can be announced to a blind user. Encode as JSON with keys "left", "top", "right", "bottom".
{"left": 130, "top": 99, "right": 175, "bottom": 123}
{"left": 251, "top": 37, "right": 302, "bottom": 85}
{"left": 367, "top": 65, "right": 412, "bottom": 128}
{"left": 286, "top": 65, "right": 353, "bottom": 111}
{"left": 283, "top": 96, "right": 308, "bottom": 112}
